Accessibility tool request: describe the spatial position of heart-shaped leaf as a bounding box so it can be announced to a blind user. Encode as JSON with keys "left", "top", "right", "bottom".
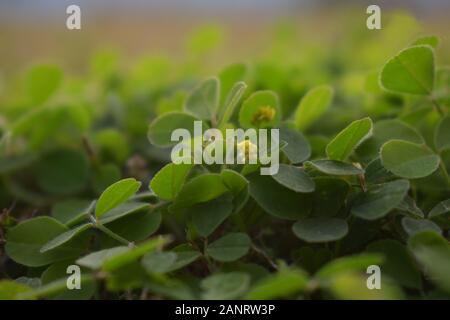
{"left": 380, "top": 45, "right": 435, "bottom": 95}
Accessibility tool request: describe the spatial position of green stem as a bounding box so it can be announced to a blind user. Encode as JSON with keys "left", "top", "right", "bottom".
{"left": 439, "top": 160, "right": 450, "bottom": 189}
{"left": 90, "top": 215, "right": 133, "bottom": 247}
{"left": 150, "top": 201, "right": 169, "bottom": 211}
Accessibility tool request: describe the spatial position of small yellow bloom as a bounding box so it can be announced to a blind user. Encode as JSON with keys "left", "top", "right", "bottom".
{"left": 251, "top": 106, "right": 276, "bottom": 125}
{"left": 237, "top": 139, "right": 258, "bottom": 163}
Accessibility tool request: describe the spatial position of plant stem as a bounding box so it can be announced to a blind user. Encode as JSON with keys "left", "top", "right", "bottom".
{"left": 150, "top": 201, "right": 169, "bottom": 211}
{"left": 251, "top": 244, "right": 278, "bottom": 270}
{"left": 439, "top": 160, "right": 450, "bottom": 188}
{"left": 89, "top": 215, "right": 134, "bottom": 247}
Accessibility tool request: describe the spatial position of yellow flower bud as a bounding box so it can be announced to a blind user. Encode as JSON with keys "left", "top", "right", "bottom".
{"left": 237, "top": 139, "right": 258, "bottom": 163}
{"left": 251, "top": 106, "right": 276, "bottom": 126}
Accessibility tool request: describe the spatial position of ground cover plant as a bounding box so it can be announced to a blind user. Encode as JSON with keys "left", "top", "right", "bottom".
{"left": 0, "top": 12, "right": 449, "bottom": 300}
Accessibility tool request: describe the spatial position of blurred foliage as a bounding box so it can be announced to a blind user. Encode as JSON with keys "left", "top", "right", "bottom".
{"left": 0, "top": 11, "right": 449, "bottom": 300}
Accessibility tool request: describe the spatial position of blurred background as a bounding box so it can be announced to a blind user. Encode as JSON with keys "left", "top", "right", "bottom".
{"left": 1, "top": 0, "right": 449, "bottom": 74}
{"left": 0, "top": 0, "right": 449, "bottom": 213}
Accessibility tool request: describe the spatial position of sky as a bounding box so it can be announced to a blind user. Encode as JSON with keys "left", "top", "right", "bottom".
{"left": 1, "top": 0, "right": 449, "bottom": 16}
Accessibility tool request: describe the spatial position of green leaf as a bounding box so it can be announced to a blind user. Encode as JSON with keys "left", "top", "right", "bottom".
{"left": 326, "top": 117, "right": 373, "bottom": 161}
{"left": 147, "top": 112, "right": 200, "bottom": 147}
{"left": 167, "top": 244, "right": 202, "bottom": 272}
{"left": 408, "top": 231, "right": 449, "bottom": 251}
{"left": 327, "top": 271, "right": 404, "bottom": 300}
{"left": 100, "top": 208, "right": 161, "bottom": 244}
{"left": 99, "top": 202, "right": 149, "bottom": 224}
{"left": 380, "top": 140, "right": 440, "bottom": 179}
{"left": 311, "top": 178, "right": 350, "bottom": 217}
{"left": 292, "top": 218, "right": 348, "bottom": 243}
{"left": 150, "top": 163, "right": 193, "bottom": 201}
{"left": 352, "top": 180, "right": 410, "bottom": 220}
{"left": 92, "top": 163, "right": 121, "bottom": 195}
{"left": 305, "top": 160, "right": 363, "bottom": 176}
{"left": 218, "top": 63, "right": 247, "bottom": 107}
{"left": 35, "top": 149, "right": 89, "bottom": 195}
{"left": 0, "top": 281, "right": 33, "bottom": 300}
{"left": 95, "top": 178, "right": 141, "bottom": 219}
{"left": 76, "top": 247, "right": 129, "bottom": 270}
{"left": 294, "top": 85, "right": 334, "bottom": 130}
{"left": 18, "top": 276, "right": 94, "bottom": 300}
{"left": 170, "top": 173, "right": 228, "bottom": 211}
{"left": 434, "top": 116, "right": 450, "bottom": 152}
{"left": 142, "top": 251, "right": 177, "bottom": 274}
{"left": 245, "top": 267, "right": 308, "bottom": 300}
{"left": 185, "top": 77, "right": 220, "bottom": 121}
{"left": 220, "top": 169, "right": 248, "bottom": 196}
{"left": 0, "top": 154, "right": 37, "bottom": 175}
{"left": 380, "top": 45, "right": 435, "bottom": 95}
{"left": 412, "top": 35, "right": 440, "bottom": 49}
{"left": 396, "top": 195, "right": 424, "bottom": 218}
{"left": 190, "top": 193, "right": 233, "bottom": 237}
{"left": 5, "top": 217, "right": 88, "bottom": 267}
{"left": 429, "top": 199, "right": 450, "bottom": 218}
{"left": 78, "top": 236, "right": 169, "bottom": 271}
{"left": 248, "top": 173, "right": 312, "bottom": 220}
{"left": 279, "top": 127, "right": 311, "bottom": 164}
{"left": 40, "top": 223, "right": 93, "bottom": 253}
{"left": 414, "top": 246, "right": 450, "bottom": 293}
{"left": 239, "top": 91, "right": 281, "bottom": 128}
{"left": 41, "top": 261, "right": 96, "bottom": 300}
{"left": 401, "top": 217, "right": 441, "bottom": 237}
{"left": 367, "top": 240, "right": 421, "bottom": 289}
{"left": 408, "top": 232, "right": 450, "bottom": 293}
{"left": 206, "top": 232, "right": 251, "bottom": 262}
{"left": 360, "top": 119, "right": 424, "bottom": 159}
{"left": 26, "top": 64, "right": 62, "bottom": 105}
{"left": 102, "top": 236, "right": 170, "bottom": 271}
{"left": 94, "top": 129, "right": 129, "bottom": 163}
{"left": 201, "top": 272, "right": 250, "bottom": 300}
{"left": 51, "top": 199, "right": 93, "bottom": 226}
{"left": 272, "top": 164, "right": 315, "bottom": 193}
{"left": 315, "top": 254, "right": 383, "bottom": 283}
{"left": 218, "top": 81, "right": 248, "bottom": 127}
{"left": 365, "top": 158, "right": 393, "bottom": 184}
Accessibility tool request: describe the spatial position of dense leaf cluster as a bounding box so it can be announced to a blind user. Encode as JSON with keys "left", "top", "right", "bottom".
{"left": 0, "top": 16, "right": 449, "bottom": 300}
